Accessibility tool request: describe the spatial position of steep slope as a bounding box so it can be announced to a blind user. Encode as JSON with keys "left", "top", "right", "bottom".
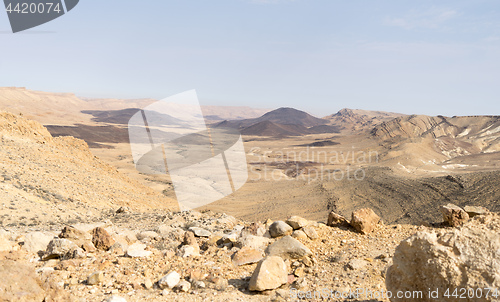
{"left": 323, "top": 167, "right": 500, "bottom": 225}
{"left": 0, "top": 111, "right": 177, "bottom": 227}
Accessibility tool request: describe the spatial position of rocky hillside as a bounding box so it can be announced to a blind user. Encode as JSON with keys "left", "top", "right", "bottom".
{"left": 373, "top": 114, "right": 500, "bottom": 152}
{"left": 370, "top": 114, "right": 500, "bottom": 171}
{"left": 0, "top": 111, "right": 178, "bottom": 228}
{"left": 324, "top": 108, "right": 405, "bottom": 132}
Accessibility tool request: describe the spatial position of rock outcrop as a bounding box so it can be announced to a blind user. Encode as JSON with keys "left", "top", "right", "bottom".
{"left": 386, "top": 214, "right": 500, "bottom": 302}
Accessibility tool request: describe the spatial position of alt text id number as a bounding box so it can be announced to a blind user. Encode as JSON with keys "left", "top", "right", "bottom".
{"left": 6, "top": 2, "right": 62, "bottom": 14}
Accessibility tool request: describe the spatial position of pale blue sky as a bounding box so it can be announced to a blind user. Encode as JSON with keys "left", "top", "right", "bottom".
{"left": 1, "top": 0, "right": 499, "bottom": 116}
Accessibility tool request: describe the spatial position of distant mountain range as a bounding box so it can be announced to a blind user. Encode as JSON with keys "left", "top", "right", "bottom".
{"left": 214, "top": 107, "right": 342, "bottom": 137}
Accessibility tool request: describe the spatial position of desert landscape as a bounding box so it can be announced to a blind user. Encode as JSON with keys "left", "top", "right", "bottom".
{"left": 1, "top": 87, "right": 499, "bottom": 301}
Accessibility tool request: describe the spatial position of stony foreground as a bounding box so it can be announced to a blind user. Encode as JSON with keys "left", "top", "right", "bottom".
{"left": 0, "top": 205, "right": 498, "bottom": 302}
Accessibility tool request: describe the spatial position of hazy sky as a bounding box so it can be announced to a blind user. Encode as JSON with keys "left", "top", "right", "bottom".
{"left": 1, "top": 0, "right": 499, "bottom": 117}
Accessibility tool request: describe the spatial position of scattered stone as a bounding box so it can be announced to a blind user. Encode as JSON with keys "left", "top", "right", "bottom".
{"left": 144, "top": 278, "right": 153, "bottom": 289}
{"left": 188, "top": 227, "right": 211, "bottom": 237}
{"left": 116, "top": 206, "right": 130, "bottom": 214}
{"left": 302, "top": 226, "right": 319, "bottom": 240}
{"left": 440, "top": 203, "right": 469, "bottom": 227}
{"left": 136, "top": 231, "right": 160, "bottom": 241}
{"left": 464, "top": 205, "right": 489, "bottom": 218}
{"left": 350, "top": 208, "right": 380, "bottom": 234}
{"left": 210, "top": 276, "right": 228, "bottom": 291}
{"left": 292, "top": 230, "right": 308, "bottom": 240}
{"left": 221, "top": 231, "right": 240, "bottom": 245}
{"left": 126, "top": 243, "right": 152, "bottom": 258}
{"left": 249, "top": 256, "right": 288, "bottom": 291}
{"left": 269, "top": 221, "right": 293, "bottom": 238}
{"left": 347, "top": 259, "right": 369, "bottom": 270}
{"left": 155, "top": 225, "right": 173, "bottom": 237}
{"left": 0, "top": 260, "right": 45, "bottom": 301}
{"left": 158, "top": 271, "right": 181, "bottom": 289}
{"left": 108, "top": 242, "right": 125, "bottom": 255}
{"left": 327, "top": 211, "right": 348, "bottom": 226}
{"left": 178, "top": 245, "right": 200, "bottom": 258}
{"left": 22, "top": 232, "right": 54, "bottom": 253}
{"left": 232, "top": 246, "right": 264, "bottom": 266}
{"left": 192, "top": 280, "right": 205, "bottom": 289}
{"left": 43, "top": 238, "right": 83, "bottom": 260}
{"left": 286, "top": 216, "right": 309, "bottom": 230}
{"left": 91, "top": 227, "right": 115, "bottom": 251}
{"left": 183, "top": 231, "right": 198, "bottom": 247}
{"left": 236, "top": 234, "right": 270, "bottom": 251}
{"left": 294, "top": 267, "right": 305, "bottom": 278}
{"left": 387, "top": 216, "right": 500, "bottom": 302}
{"left": 241, "top": 222, "right": 266, "bottom": 237}
{"left": 87, "top": 271, "right": 104, "bottom": 285}
{"left": 176, "top": 280, "right": 191, "bottom": 292}
{"left": 266, "top": 235, "right": 312, "bottom": 259}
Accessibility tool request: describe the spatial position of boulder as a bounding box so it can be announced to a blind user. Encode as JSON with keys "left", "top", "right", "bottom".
{"left": 43, "top": 238, "right": 84, "bottom": 260}
{"left": 136, "top": 231, "right": 160, "bottom": 241}
{"left": 386, "top": 215, "right": 500, "bottom": 302}
{"left": 232, "top": 246, "right": 264, "bottom": 266}
{"left": 265, "top": 235, "right": 312, "bottom": 259}
{"left": 176, "top": 280, "right": 191, "bottom": 292}
{"left": 285, "top": 216, "right": 309, "bottom": 230}
{"left": 87, "top": 271, "right": 104, "bottom": 285}
{"left": 23, "top": 232, "right": 54, "bottom": 253}
{"left": 241, "top": 222, "right": 266, "bottom": 237}
{"left": 302, "top": 226, "right": 319, "bottom": 240}
{"left": 347, "top": 259, "right": 369, "bottom": 270}
{"left": 269, "top": 221, "right": 293, "bottom": 238}
{"left": 58, "top": 226, "right": 95, "bottom": 252}
{"left": 464, "top": 205, "right": 489, "bottom": 218}
{"left": 158, "top": 271, "right": 180, "bottom": 289}
{"left": 0, "top": 260, "right": 46, "bottom": 301}
{"left": 188, "top": 227, "right": 211, "bottom": 237}
{"left": 440, "top": 203, "right": 469, "bottom": 227}
{"left": 91, "top": 227, "right": 115, "bottom": 251}
{"left": 183, "top": 231, "right": 198, "bottom": 247}
{"left": 236, "top": 235, "right": 270, "bottom": 251}
{"left": 178, "top": 245, "right": 200, "bottom": 258}
{"left": 126, "top": 243, "right": 152, "bottom": 258}
{"left": 350, "top": 208, "right": 380, "bottom": 234}
{"left": 291, "top": 230, "right": 308, "bottom": 240}
{"left": 249, "top": 256, "right": 288, "bottom": 291}
{"left": 327, "top": 211, "right": 348, "bottom": 226}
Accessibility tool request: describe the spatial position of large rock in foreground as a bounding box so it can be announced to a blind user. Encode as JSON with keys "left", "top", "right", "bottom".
{"left": 350, "top": 208, "right": 380, "bottom": 234}
{"left": 265, "top": 235, "right": 312, "bottom": 259}
{"left": 0, "top": 260, "right": 46, "bottom": 301}
{"left": 386, "top": 214, "right": 500, "bottom": 302}
{"left": 248, "top": 256, "right": 288, "bottom": 291}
